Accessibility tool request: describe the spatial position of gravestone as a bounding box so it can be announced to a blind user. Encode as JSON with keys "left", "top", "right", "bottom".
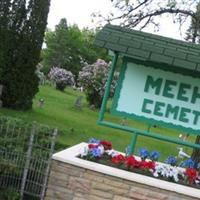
{"left": 38, "top": 98, "right": 45, "bottom": 108}
{"left": 74, "top": 96, "right": 83, "bottom": 109}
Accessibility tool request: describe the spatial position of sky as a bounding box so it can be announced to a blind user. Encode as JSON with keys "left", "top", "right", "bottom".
{"left": 47, "top": 0, "right": 189, "bottom": 40}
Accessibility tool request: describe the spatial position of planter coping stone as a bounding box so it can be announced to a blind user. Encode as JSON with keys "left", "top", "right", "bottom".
{"left": 53, "top": 142, "right": 200, "bottom": 199}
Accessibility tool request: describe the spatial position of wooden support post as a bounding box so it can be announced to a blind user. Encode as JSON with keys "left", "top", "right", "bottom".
{"left": 129, "top": 133, "right": 138, "bottom": 155}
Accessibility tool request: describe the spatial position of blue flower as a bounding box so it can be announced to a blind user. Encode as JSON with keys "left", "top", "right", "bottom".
{"left": 165, "top": 156, "right": 177, "bottom": 166}
{"left": 138, "top": 148, "right": 149, "bottom": 159}
{"left": 88, "top": 138, "right": 100, "bottom": 144}
{"left": 90, "top": 148, "right": 102, "bottom": 157}
{"left": 181, "top": 158, "right": 195, "bottom": 168}
{"left": 150, "top": 151, "right": 160, "bottom": 161}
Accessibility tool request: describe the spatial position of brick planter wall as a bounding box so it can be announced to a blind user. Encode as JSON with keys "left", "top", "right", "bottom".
{"left": 45, "top": 143, "right": 200, "bottom": 200}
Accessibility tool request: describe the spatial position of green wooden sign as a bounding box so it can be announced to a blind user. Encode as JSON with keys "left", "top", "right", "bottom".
{"left": 112, "top": 59, "right": 200, "bottom": 135}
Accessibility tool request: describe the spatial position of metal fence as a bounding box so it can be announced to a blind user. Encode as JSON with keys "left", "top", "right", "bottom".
{"left": 0, "top": 116, "right": 57, "bottom": 200}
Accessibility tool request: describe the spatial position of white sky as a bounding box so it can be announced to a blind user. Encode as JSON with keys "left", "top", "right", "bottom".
{"left": 47, "top": 0, "right": 189, "bottom": 40}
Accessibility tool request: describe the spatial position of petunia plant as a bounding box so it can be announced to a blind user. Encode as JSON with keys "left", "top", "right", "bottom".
{"left": 79, "top": 138, "right": 200, "bottom": 188}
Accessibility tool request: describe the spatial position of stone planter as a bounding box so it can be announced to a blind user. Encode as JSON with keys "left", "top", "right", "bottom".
{"left": 45, "top": 143, "right": 200, "bottom": 200}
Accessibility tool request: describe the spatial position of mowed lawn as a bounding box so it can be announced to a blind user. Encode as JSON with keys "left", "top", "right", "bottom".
{"left": 0, "top": 85, "right": 194, "bottom": 160}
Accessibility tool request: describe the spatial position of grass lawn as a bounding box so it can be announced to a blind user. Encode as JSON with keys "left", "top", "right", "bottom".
{"left": 0, "top": 85, "right": 195, "bottom": 161}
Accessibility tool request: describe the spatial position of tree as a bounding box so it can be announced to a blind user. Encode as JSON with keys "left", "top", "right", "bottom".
{"left": 42, "top": 19, "right": 85, "bottom": 77}
{"left": 0, "top": 0, "right": 50, "bottom": 110}
{"left": 81, "top": 28, "right": 110, "bottom": 66}
{"left": 94, "top": 0, "right": 198, "bottom": 32}
{"left": 41, "top": 19, "right": 109, "bottom": 77}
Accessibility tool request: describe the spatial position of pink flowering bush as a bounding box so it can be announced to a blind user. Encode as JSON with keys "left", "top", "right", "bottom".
{"left": 48, "top": 67, "right": 75, "bottom": 91}
{"left": 78, "top": 59, "right": 119, "bottom": 108}
{"left": 79, "top": 138, "right": 200, "bottom": 188}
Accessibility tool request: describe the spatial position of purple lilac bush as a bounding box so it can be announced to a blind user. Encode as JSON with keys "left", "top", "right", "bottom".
{"left": 48, "top": 67, "right": 75, "bottom": 91}
{"left": 78, "top": 59, "right": 119, "bottom": 108}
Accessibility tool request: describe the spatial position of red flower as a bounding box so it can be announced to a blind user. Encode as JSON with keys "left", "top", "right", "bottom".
{"left": 125, "top": 156, "right": 140, "bottom": 168}
{"left": 185, "top": 168, "right": 197, "bottom": 184}
{"left": 88, "top": 144, "right": 99, "bottom": 149}
{"left": 140, "top": 161, "right": 155, "bottom": 170}
{"left": 112, "top": 154, "right": 125, "bottom": 164}
{"left": 100, "top": 140, "right": 112, "bottom": 150}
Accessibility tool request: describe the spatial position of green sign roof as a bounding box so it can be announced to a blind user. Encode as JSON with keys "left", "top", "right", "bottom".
{"left": 95, "top": 24, "right": 200, "bottom": 73}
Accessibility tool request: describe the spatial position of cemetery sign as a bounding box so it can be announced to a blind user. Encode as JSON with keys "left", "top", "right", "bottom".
{"left": 112, "top": 61, "right": 200, "bottom": 133}
{"left": 94, "top": 24, "right": 200, "bottom": 152}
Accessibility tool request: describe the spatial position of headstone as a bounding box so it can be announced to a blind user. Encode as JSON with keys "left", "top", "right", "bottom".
{"left": 90, "top": 104, "right": 95, "bottom": 110}
{"left": 74, "top": 96, "right": 83, "bottom": 109}
{"left": 38, "top": 98, "right": 45, "bottom": 108}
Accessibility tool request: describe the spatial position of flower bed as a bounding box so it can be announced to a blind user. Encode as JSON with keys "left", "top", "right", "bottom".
{"left": 79, "top": 138, "right": 200, "bottom": 189}
{"left": 47, "top": 142, "right": 200, "bottom": 199}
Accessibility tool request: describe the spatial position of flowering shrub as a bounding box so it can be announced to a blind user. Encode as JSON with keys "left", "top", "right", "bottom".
{"left": 78, "top": 59, "right": 119, "bottom": 108}
{"left": 79, "top": 138, "right": 200, "bottom": 188}
{"left": 48, "top": 67, "right": 75, "bottom": 91}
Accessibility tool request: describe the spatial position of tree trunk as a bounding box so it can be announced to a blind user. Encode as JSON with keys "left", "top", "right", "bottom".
{"left": 191, "top": 135, "right": 200, "bottom": 166}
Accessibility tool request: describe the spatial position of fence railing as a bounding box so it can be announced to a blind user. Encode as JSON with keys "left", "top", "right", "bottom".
{"left": 0, "top": 116, "right": 57, "bottom": 200}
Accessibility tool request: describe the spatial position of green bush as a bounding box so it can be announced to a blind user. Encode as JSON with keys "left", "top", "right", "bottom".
{"left": 0, "top": 188, "right": 20, "bottom": 200}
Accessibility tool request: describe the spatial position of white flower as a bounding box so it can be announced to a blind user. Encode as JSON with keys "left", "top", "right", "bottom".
{"left": 98, "top": 145, "right": 105, "bottom": 155}
{"left": 105, "top": 150, "right": 119, "bottom": 157}
{"left": 153, "top": 163, "right": 181, "bottom": 182}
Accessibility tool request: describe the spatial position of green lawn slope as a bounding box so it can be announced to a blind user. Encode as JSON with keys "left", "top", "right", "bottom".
{"left": 0, "top": 85, "right": 194, "bottom": 160}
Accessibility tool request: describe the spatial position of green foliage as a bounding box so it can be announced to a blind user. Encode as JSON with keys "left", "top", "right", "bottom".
{"left": 0, "top": 188, "right": 20, "bottom": 200}
{"left": 0, "top": 0, "right": 50, "bottom": 110}
{"left": 41, "top": 18, "right": 109, "bottom": 77}
{"left": 42, "top": 19, "right": 84, "bottom": 77}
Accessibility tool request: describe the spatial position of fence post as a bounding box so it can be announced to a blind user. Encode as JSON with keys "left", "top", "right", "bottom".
{"left": 20, "top": 122, "right": 36, "bottom": 200}
{"left": 40, "top": 128, "right": 57, "bottom": 200}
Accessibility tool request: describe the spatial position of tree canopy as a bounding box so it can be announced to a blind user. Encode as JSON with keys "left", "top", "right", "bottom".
{"left": 0, "top": 0, "right": 50, "bottom": 110}
{"left": 42, "top": 18, "right": 109, "bottom": 77}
